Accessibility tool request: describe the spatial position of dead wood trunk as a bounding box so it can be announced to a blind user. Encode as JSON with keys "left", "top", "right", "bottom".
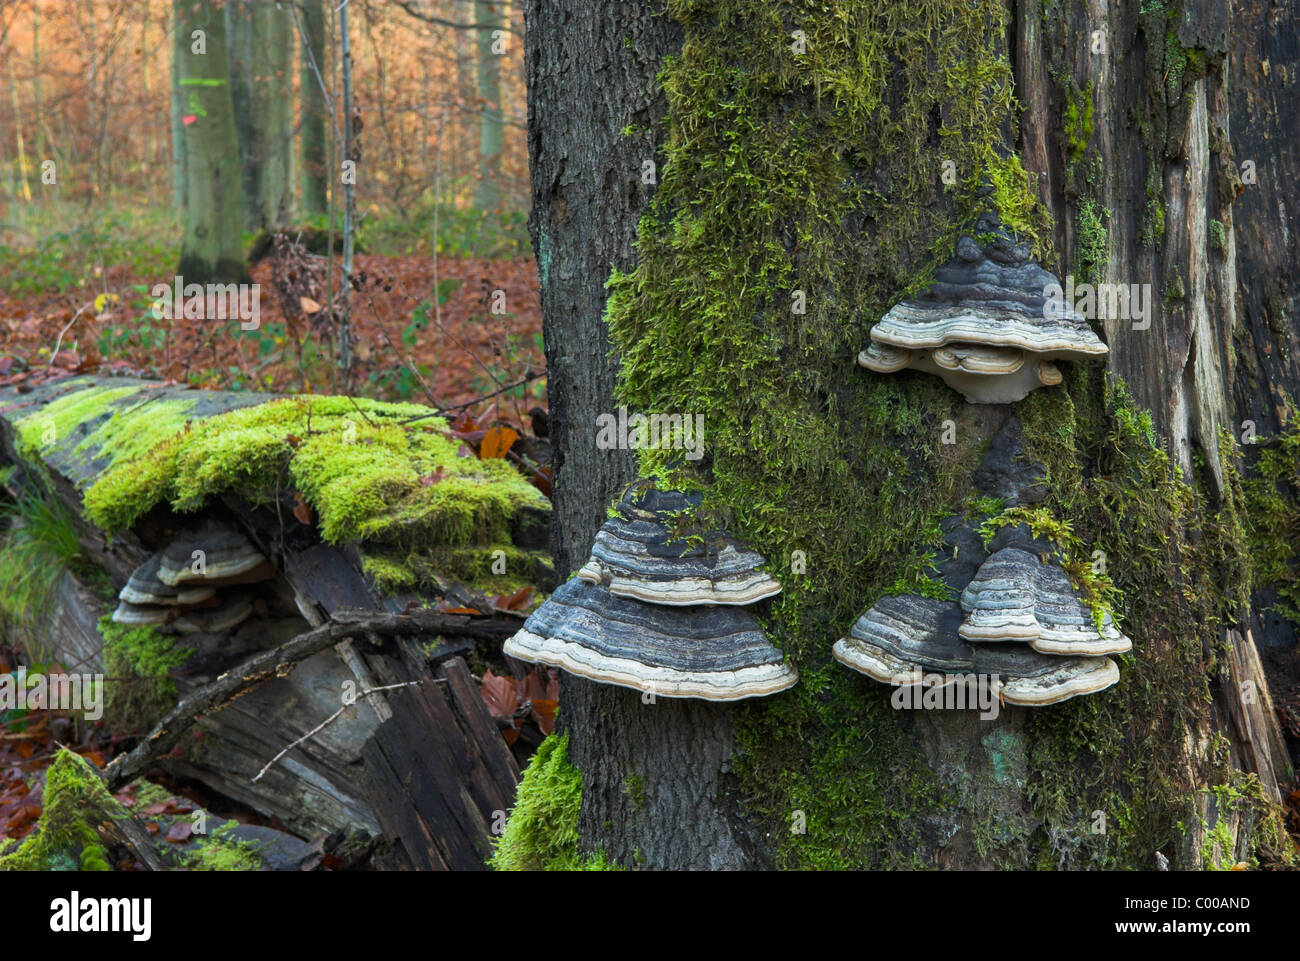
{"left": 0, "top": 377, "right": 524, "bottom": 870}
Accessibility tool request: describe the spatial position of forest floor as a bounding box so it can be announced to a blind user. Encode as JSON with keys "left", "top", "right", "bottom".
{"left": 0, "top": 252, "right": 546, "bottom": 428}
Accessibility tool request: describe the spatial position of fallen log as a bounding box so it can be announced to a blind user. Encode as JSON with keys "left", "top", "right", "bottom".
{"left": 0, "top": 374, "right": 543, "bottom": 869}
{"left": 104, "top": 608, "right": 510, "bottom": 790}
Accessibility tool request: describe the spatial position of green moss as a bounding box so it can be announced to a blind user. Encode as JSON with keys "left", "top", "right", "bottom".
{"left": 98, "top": 614, "right": 192, "bottom": 732}
{"left": 622, "top": 772, "right": 647, "bottom": 811}
{"left": 490, "top": 733, "right": 616, "bottom": 871}
{"left": 597, "top": 0, "right": 1063, "bottom": 869}
{"left": 183, "top": 821, "right": 264, "bottom": 871}
{"left": 1243, "top": 413, "right": 1300, "bottom": 625}
{"left": 361, "top": 544, "right": 551, "bottom": 596}
{"left": 965, "top": 494, "right": 1005, "bottom": 516}
{"left": 1208, "top": 218, "right": 1227, "bottom": 255}
{"left": 977, "top": 505, "right": 1072, "bottom": 548}
{"left": 1075, "top": 199, "right": 1108, "bottom": 284}
{"left": 1164, "top": 31, "right": 1189, "bottom": 98}
{"left": 72, "top": 394, "right": 546, "bottom": 549}
{"left": 1160, "top": 29, "right": 1207, "bottom": 104}
{"left": 1141, "top": 166, "right": 1166, "bottom": 248}
{"left": 14, "top": 383, "right": 145, "bottom": 459}
{"left": 1197, "top": 772, "right": 1292, "bottom": 870}
{"left": 0, "top": 749, "right": 117, "bottom": 871}
{"left": 1062, "top": 81, "right": 1094, "bottom": 169}
{"left": 984, "top": 152, "right": 1053, "bottom": 259}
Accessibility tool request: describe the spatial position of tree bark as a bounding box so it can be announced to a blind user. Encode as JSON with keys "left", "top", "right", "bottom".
{"left": 473, "top": 1, "right": 506, "bottom": 210}
{"left": 170, "top": 5, "right": 187, "bottom": 211}
{"left": 526, "top": 0, "right": 1297, "bottom": 870}
{"left": 227, "top": 0, "right": 294, "bottom": 231}
{"left": 175, "top": 0, "right": 249, "bottom": 285}
{"left": 299, "top": 0, "right": 329, "bottom": 218}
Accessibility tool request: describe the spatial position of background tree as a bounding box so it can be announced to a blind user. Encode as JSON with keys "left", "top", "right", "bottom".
{"left": 473, "top": 0, "right": 504, "bottom": 210}
{"left": 170, "top": 4, "right": 187, "bottom": 210}
{"left": 175, "top": 0, "right": 249, "bottom": 284}
{"left": 298, "top": 0, "right": 328, "bottom": 218}
{"left": 226, "top": 0, "right": 294, "bottom": 231}
{"left": 524, "top": 0, "right": 1298, "bottom": 870}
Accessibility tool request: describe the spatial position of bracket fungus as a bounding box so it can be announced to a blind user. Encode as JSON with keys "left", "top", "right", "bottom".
{"left": 506, "top": 484, "right": 795, "bottom": 701}
{"left": 110, "top": 600, "right": 173, "bottom": 627}
{"left": 170, "top": 593, "right": 255, "bottom": 635}
{"left": 833, "top": 514, "right": 1124, "bottom": 706}
{"left": 858, "top": 214, "right": 1108, "bottom": 403}
{"left": 575, "top": 488, "right": 782, "bottom": 606}
{"left": 157, "top": 524, "right": 271, "bottom": 587}
{"left": 118, "top": 552, "right": 218, "bottom": 607}
{"left": 959, "top": 546, "right": 1132, "bottom": 656}
{"left": 503, "top": 578, "right": 796, "bottom": 701}
{"left": 112, "top": 523, "right": 270, "bottom": 636}
{"left": 833, "top": 602, "right": 1120, "bottom": 707}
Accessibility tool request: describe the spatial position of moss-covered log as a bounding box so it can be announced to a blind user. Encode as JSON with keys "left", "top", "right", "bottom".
{"left": 0, "top": 375, "right": 546, "bottom": 868}
{"left": 521, "top": 0, "right": 1298, "bottom": 869}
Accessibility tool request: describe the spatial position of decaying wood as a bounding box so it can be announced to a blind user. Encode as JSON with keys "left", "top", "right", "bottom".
{"left": 104, "top": 608, "right": 510, "bottom": 791}
{"left": 1223, "top": 628, "right": 1293, "bottom": 804}
{"left": 98, "top": 805, "right": 174, "bottom": 873}
{"left": 0, "top": 376, "right": 528, "bottom": 869}
{"left": 363, "top": 651, "right": 521, "bottom": 870}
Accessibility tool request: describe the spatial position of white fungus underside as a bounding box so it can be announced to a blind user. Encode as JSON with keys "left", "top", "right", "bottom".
{"left": 504, "top": 628, "right": 798, "bottom": 701}
{"left": 960, "top": 574, "right": 1134, "bottom": 655}
{"left": 111, "top": 603, "right": 169, "bottom": 626}
{"left": 858, "top": 343, "right": 1066, "bottom": 404}
{"left": 832, "top": 636, "right": 1120, "bottom": 706}
{"left": 119, "top": 584, "right": 217, "bottom": 606}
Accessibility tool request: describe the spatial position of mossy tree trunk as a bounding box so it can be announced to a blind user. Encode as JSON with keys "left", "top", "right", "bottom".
{"left": 175, "top": 0, "right": 249, "bottom": 285}
{"left": 526, "top": 0, "right": 1297, "bottom": 870}
{"left": 525, "top": 0, "right": 752, "bottom": 870}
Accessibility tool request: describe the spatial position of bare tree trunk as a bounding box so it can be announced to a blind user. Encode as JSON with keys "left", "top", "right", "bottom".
{"left": 170, "top": 3, "right": 186, "bottom": 211}
{"left": 338, "top": 0, "right": 356, "bottom": 376}
{"left": 175, "top": 0, "right": 249, "bottom": 285}
{"left": 473, "top": 1, "right": 505, "bottom": 210}
{"left": 227, "top": 0, "right": 294, "bottom": 231}
{"left": 6, "top": 48, "right": 31, "bottom": 204}
{"left": 299, "top": 0, "right": 329, "bottom": 218}
{"left": 523, "top": 0, "right": 758, "bottom": 870}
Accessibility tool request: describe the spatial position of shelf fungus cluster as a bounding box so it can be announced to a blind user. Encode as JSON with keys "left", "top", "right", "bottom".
{"left": 835, "top": 428, "right": 1131, "bottom": 710}
{"left": 112, "top": 523, "right": 272, "bottom": 634}
{"left": 504, "top": 487, "right": 797, "bottom": 701}
{"left": 858, "top": 214, "right": 1108, "bottom": 404}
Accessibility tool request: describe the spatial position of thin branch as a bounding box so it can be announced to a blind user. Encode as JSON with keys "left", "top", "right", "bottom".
{"left": 391, "top": 0, "right": 521, "bottom": 37}
{"left": 252, "top": 679, "right": 422, "bottom": 782}
{"left": 46, "top": 302, "right": 90, "bottom": 370}
{"left": 397, "top": 368, "right": 544, "bottom": 424}
{"left": 103, "top": 607, "right": 516, "bottom": 790}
